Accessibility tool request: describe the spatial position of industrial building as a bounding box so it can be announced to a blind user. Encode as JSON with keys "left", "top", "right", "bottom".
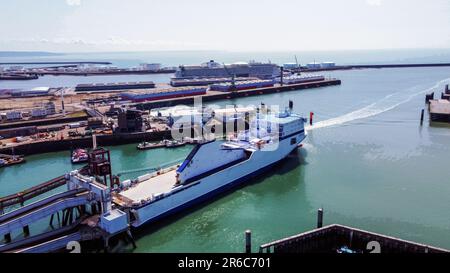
{"left": 139, "top": 63, "right": 162, "bottom": 71}
{"left": 116, "top": 109, "right": 144, "bottom": 133}
{"left": 306, "top": 62, "right": 322, "bottom": 69}
{"left": 321, "top": 62, "right": 336, "bottom": 68}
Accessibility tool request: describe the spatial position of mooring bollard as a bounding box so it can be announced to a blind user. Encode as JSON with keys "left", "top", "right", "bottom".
{"left": 420, "top": 109, "right": 425, "bottom": 125}
{"left": 245, "top": 230, "right": 252, "bottom": 254}
{"left": 317, "top": 208, "right": 323, "bottom": 229}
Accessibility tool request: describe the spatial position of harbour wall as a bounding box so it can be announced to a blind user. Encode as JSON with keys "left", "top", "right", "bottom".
{"left": 297, "top": 63, "right": 450, "bottom": 72}
{"left": 135, "top": 79, "right": 341, "bottom": 109}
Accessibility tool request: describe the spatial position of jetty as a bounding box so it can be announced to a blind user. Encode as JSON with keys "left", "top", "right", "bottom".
{"left": 425, "top": 84, "right": 450, "bottom": 123}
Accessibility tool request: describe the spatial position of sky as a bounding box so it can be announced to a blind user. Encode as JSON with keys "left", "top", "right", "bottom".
{"left": 0, "top": 0, "right": 449, "bottom": 52}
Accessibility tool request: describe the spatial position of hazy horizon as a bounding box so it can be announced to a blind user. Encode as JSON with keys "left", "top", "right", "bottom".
{"left": 1, "top": 0, "right": 450, "bottom": 52}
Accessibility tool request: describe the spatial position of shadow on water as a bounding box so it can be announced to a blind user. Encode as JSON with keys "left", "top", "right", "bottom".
{"left": 122, "top": 147, "right": 309, "bottom": 251}
{"left": 429, "top": 121, "right": 450, "bottom": 129}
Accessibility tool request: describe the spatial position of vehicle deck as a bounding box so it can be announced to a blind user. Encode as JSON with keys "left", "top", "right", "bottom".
{"left": 118, "top": 169, "right": 178, "bottom": 202}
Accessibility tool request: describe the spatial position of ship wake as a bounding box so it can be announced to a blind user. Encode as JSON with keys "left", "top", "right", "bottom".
{"left": 306, "top": 77, "right": 450, "bottom": 130}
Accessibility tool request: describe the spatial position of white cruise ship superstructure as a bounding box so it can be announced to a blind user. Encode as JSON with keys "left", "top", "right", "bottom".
{"left": 112, "top": 110, "right": 307, "bottom": 227}
{"left": 174, "top": 60, "right": 281, "bottom": 80}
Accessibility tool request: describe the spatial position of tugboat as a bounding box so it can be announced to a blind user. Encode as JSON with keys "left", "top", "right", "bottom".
{"left": 71, "top": 148, "right": 89, "bottom": 164}
{"left": 0, "top": 156, "right": 25, "bottom": 168}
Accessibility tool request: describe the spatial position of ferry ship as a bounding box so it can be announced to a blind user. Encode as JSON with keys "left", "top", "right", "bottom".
{"left": 112, "top": 109, "right": 307, "bottom": 227}
{"left": 174, "top": 60, "right": 281, "bottom": 80}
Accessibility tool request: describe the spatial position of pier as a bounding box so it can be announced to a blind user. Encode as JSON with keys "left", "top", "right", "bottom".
{"left": 293, "top": 62, "right": 450, "bottom": 72}
{"left": 426, "top": 84, "right": 450, "bottom": 123}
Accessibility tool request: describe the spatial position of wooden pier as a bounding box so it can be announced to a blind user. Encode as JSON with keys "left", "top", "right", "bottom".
{"left": 429, "top": 100, "right": 450, "bottom": 122}
{"left": 425, "top": 84, "right": 450, "bottom": 123}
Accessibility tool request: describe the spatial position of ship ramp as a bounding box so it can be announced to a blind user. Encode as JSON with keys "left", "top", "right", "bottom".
{"left": 0, "top": 189, "right": 90, "bottom": 237}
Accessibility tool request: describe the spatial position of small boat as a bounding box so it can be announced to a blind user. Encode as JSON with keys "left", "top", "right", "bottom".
{"left": 71, "top": 148, "right": 89, "bottom": 164}
{"left": 137, "top": 141, "right": 166, "bottom": 150}
{"left": 164, "top": 140, "right": 186, "bottom": 148}
{"left": 183, "top": 137, "right": 204, "bottom": 145}
{"left": 0, "top": 156, "right": 25, "bottom": 168}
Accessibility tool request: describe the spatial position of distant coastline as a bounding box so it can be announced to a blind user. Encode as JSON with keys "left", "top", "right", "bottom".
{"left": 0, "top": 51, "right": 65, "bottom": 58}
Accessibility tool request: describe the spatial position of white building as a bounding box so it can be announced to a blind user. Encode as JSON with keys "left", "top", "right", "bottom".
{"left": 283, "top": 63, "right": 300, "bottom": 69}
{"left": 140, "top": 63, "right": 162, "bottom": 71}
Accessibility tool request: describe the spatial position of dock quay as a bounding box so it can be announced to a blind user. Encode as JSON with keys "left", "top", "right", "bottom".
{"left": 0, "top": 114, "right": 90, "bottom": 131}
{"left": 0, "top": 130, "right": 172, "bottom": 156}
{"left": 134, "top": 78, "right": 341, "bottom": 109}
{"left": 259, "top": 224, "right": 449, "bottom": 253}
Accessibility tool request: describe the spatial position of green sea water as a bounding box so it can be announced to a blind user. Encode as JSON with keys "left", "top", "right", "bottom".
{"left": 1, "top": 66, "right": 450, "bottom": 252}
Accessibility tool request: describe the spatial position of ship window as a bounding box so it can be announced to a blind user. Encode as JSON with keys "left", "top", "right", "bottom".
{"left": 290, "top": 137, "right": 297, "bottom": 145}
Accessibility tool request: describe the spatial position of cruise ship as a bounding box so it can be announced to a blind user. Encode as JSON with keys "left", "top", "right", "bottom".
{"left": 112, "top": 108, "right": 307, "bottom": 227}
{"left": 174, "top": 60, "right": 281, "bottom": 80}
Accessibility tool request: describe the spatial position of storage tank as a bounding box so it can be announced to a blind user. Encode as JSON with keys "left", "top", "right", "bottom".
{"left": 321, "top": 62, "right": 336, "bottom": 68}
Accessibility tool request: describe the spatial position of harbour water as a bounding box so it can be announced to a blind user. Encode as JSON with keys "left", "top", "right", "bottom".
{"left": 1, "top": 51, "right": 450, "bottom": 252}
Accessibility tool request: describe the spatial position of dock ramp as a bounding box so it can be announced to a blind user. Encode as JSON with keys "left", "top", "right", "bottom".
{"left": 0, "top": 189, "right": 90, "bottom": 237}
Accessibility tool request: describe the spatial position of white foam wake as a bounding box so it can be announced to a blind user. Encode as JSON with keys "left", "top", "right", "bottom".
{"left": 306, "top": 77, "right": 450, "bottom": 130}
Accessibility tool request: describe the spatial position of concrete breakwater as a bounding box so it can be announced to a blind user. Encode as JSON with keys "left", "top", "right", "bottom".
{"left": 295, "top": 63, "right": 450, "bottom": 72}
